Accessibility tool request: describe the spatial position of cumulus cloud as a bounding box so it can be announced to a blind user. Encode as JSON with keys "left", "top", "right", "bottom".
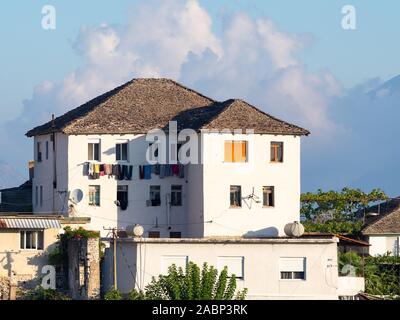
{"left": 2, "top": 0, "right": 347, "bottom": 188}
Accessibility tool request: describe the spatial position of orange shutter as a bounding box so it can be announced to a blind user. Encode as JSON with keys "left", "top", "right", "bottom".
{"left": 233, "top": 141, "right": 247, "bottom": 162}
{"left": 224, "top": 141, "right": 233, "bottom": 162}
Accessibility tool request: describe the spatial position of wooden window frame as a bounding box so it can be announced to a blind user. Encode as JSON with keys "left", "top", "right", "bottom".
{"left": 270, "top": 142, "right": 283, "bottom": 163}
{"left": 89, "top": 185, "right": 101, "bottom": 206}
{"left": 230, "top": 185, "right": 242, "bottom": 208}
{"left": 263, "top": 186, "right": 275, "bottom": 208}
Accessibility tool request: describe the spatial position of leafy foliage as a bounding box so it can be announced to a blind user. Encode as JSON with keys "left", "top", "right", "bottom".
{"left": 104, "top": 289, "right": 123, "bottom": 300}
{"left": 364, "top": 254, "right": 400, "bottom": 297}
{"left": 20, "top": 287, "right": 71, "bottom": 300}
{"left": 144, "top": 262, "right": 247, "bottom": 300}
{"left": 301, "top": 188, "right": 387, "bottom": 235}
{"left": 339, "top": 251, "right": 400, "bottom": 298}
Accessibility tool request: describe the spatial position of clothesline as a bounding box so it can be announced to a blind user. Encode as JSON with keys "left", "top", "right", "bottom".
{"left": 83, "top": 163, "right": 185, "bottom": 180}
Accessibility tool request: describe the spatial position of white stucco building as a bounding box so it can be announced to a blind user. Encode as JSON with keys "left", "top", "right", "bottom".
{"left": 26, "top": 78, "right": 364, "bottom": 299}
{"left": 362, "top": 198, "right": 400, "bottom": 256}
{"left": 27, "top": 78, "right": 309, "bottom": 238}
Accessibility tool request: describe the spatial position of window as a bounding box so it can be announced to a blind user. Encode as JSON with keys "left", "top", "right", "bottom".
{"left": 116, "top": 142, "right": 128, "bottom": 161}
{"left": 230, "top": 185, "right": 241, "bottom": 207}
{"left": 217, "top": 256, "right": 244, "bottom": 279}
{"left": 161, "top": 255, "right": 188, "bottom": 275}
{"left": 279, "top": 257, "right": 306, "bottom": 280}
{"left": 263, "top": 186, "right": 275, "bottom": 207}
{"left": 88, "top": 141, "right": 100, "bottom": 161}
{"left": 117, "top": 185, "right": 128, "bottom": 210}
{"left": 270, "top": 142, "right": 283, "bottom": 162}
{"left": 37, "top": 142, "right": 42, "bottom": 162}
{"left": 35, "top": 186, "right": 38, "bottom": 206}
{"left": 224, "top": 141, "right": 247, "bottom": 163}
{"left": 39, "top": 186, "right": 43, "bottom": 207}
{"left": 89, "top": 185, "right": 100, "bottom": 206}
{"left": 148, "top": 231, "right": 160, "bottom": 238}
{"left": 46, "top": 141, "right": 49, "bottom": 160}
{"left": 20, "top": 231, "right": 44, "bottom": 250}
{"left": 150, "top": 186, "right": 161, "bottom": 206}
{"left": 170, "top": 185, "right": 182, "bottom": 206}
{"left": 170, "top": 232, "right": 182, "bottom": 238}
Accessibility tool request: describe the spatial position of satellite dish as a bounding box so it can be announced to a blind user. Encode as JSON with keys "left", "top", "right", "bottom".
{"left": 70, "top": 189, "right": 83, "bottom": 204}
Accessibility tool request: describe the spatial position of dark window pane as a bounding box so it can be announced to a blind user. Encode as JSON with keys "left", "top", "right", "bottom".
{"left": 170, "top": 232, "right": 181, "bottom": 238}
{"left": 94, "top": 143, "right": 100, "bottom": 161}
{"left": 122, "top": 144, "right": 128, "bottom": 160}
{"left": 280, "top": 272, "right": 292, "bottom": 279}
{"left": 38, "top": 231, "right": 44, "bottom": 250}
{"left": 293, "top": 272, "right": 305, "bottom": 279}
{"left": 116, "top": 144, "right": 121, "bottom": 161}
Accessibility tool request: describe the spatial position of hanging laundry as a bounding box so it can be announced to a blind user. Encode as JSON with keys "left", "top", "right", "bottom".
{"left": 159, "top": 164, "right": 166, "bottom": 179}
{"left": 155, "top": 164, "right": 160, "bottom": 175}
{"left": 83, "top": 162, "right": 90, "bottom": 176}
{"left": 139, "top": 165, "right": 145, "bottom": 180}
{"left": 144, "top": 165, "right": 152, "bottom": 180}
{"left": 172, "top": 164, "right": 179, "bottom": 176}
{"left": 100, "top": 164, "right": 105, "bottom": 176}
{"left": 125, "top": 165, "right": 133, "bottom": 181}
{"left": 179, "top": 164, "right": 185, "bottom": 179}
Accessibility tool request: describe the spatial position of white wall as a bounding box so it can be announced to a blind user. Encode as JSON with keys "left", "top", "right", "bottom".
{"left": 33, "top": 131, "right": 302, "bottom": 238}
{"left": 106, "top": 238, "right": 339, "bottom": 300}
{"left": 201, "top": 132, "right": 301, "bottom": 237}
{"left": 368, "top": 235, "right": 400, "bottom": 256}
{"left": 67, "top": 134, "right": 187, "bottom": 236}
{"left": 33, "top": 133, "right": 68, "bottom": 215}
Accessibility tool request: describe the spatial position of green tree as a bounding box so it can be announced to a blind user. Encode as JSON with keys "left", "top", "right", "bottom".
{"left": 144, "top": 262, "right": 247, "bottom": 300}
{"left": 301, "top": 188, "right": 387, "bottom": 235}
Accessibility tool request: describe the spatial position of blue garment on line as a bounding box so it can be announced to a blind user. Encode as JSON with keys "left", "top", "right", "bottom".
{"left": 144, "top": 165, "right": 152, "bottom": 180}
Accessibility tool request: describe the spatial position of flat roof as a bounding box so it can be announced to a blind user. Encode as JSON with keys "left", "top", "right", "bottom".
{"left": 107, "top": 236, "right": 338, "bottom": 244}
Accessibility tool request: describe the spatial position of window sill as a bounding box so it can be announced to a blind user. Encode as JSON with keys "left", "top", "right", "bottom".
{"left": 279, "top": 279, "right": 306, "bottom": 282}
{"left": 262, "top": 206, "right": 275, "bottom": 209}
{"left": 270, "top": 161, "right": 284, "bottom": 164}
{"left": 229, "top": 206, "right": 242, "bottom": 209}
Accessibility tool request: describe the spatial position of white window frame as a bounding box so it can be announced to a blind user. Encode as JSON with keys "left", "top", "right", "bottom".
{"left": 20, "top": 230, "right": 44, "bottom": 251}
{"left": 161, "top": 255, "right": 188, "bottom": 275}
{"left": 89, "top": 185, "right": 101, "bottom": 206}
{"left": 217, "top": 256, "right": 245, "bottom": 279}
{"left": 116, "top": 140, "right": 129, "bottom": 162}
{"left": 279, "top": 257, "right": 306, "bottom": 281}
{"left": 88, "top": 139, "right": 101, "bottom": 161}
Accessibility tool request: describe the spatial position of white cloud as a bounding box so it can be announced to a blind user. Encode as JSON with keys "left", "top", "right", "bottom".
{"left": 2, "top": 0, "right": 346, "bottom": 186}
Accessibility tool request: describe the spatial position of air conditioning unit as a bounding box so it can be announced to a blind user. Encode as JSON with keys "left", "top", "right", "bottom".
{"left": 146, "top": 200, "right": 152, "bottom": 207}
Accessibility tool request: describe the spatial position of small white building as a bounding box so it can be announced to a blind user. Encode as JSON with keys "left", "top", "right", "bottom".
{"left": 362, "top": 198, "right": 400, "bottom": 256}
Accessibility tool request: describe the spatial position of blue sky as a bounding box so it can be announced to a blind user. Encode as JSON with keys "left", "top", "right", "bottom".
{"left": 1, "top": 1, "right": 400, "bottom": 194}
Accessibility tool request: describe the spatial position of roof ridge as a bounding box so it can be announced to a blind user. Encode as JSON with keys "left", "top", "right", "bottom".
{"left": 234, "top": 98, "right": 310, "bottom": 135}
{"left": 208, "top": 98, "right": 309, "bottom": 135}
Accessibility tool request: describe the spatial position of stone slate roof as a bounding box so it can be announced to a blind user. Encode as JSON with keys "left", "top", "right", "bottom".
{"left": 362, "top": 197, "right": 400, "bottom": 235}
{"left": 26, "top": 78, "right": 309, "bottom": 137}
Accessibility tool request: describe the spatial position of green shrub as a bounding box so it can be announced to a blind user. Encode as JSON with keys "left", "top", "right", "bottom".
{"left": 104, "top": 288, "right": 123, "bottom": 300}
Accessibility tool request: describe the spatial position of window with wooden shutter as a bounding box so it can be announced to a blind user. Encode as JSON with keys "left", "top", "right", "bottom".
{"left": 224, "top": 141, "right": 247, "bottom": 162}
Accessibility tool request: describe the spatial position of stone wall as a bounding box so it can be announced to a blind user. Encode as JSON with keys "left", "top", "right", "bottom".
{"left": 67, "top": 238, "right": 100, "bottom": 300}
